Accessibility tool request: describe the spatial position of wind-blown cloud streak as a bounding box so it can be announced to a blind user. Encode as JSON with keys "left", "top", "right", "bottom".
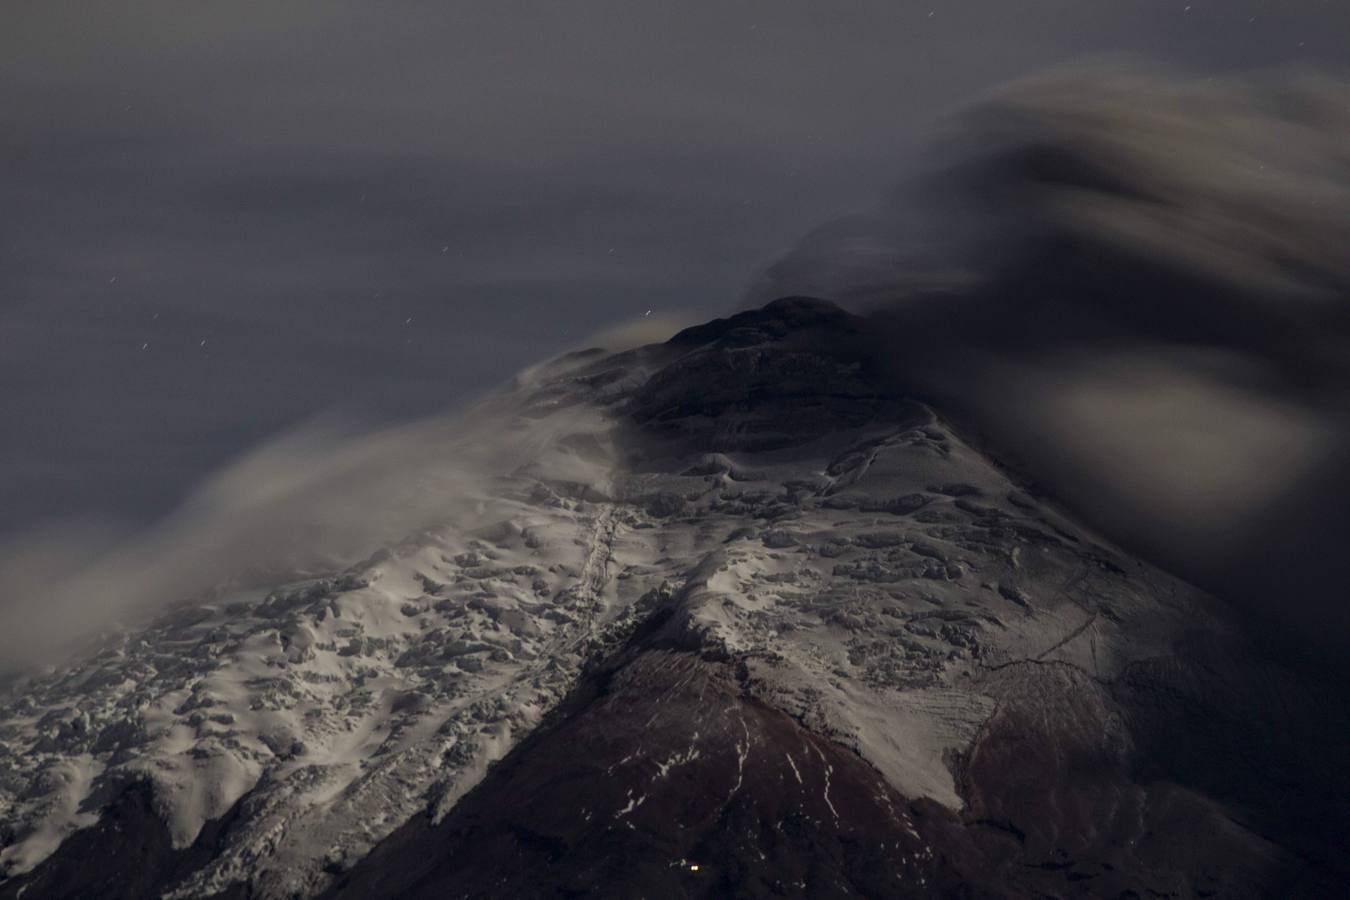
{"left": 0, "top": 318, "right": 685, "bottom": 668}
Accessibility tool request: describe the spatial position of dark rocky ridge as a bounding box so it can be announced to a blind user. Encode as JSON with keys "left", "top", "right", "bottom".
{"left": 316, "top": 620, "right": 1345, "bottom": 899}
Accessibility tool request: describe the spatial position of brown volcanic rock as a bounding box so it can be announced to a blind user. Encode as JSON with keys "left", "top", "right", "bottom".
{"left": 327, "top": 646, "right": 963, "bottom": 900}
{"left": 326, "top": 642, "right": 1344, "bottom": 900}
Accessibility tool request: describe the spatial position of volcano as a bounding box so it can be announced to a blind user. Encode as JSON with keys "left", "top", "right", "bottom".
{"left": 2, "top": 298, "right": 1347, "bottom": 899}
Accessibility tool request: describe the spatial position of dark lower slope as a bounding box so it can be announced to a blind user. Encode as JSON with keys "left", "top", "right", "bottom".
{"left": 0, "top": 782, "right": 247, "bottom": 900}
{"left": 324, "top": 646, "right": 972, "bottom": 900}
{"left": 324, "top": 622, "right": 1346, "bottom": 899}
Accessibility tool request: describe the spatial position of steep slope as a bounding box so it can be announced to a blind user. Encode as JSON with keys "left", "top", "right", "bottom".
{"left": 2, "top": 298, "right": 1346, "bottom": 898}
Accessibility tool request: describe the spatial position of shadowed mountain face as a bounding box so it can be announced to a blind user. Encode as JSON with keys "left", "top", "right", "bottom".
{"left": 2, "top": 299, "right": 1348, "bottom": 899}
{"left": 326, "top": 632, "right": 1345, "bottom": 899}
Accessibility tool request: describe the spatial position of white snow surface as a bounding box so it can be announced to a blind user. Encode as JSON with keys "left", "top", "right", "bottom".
{"left": 0, "top": 329, "right": 1227, "bottom": 898}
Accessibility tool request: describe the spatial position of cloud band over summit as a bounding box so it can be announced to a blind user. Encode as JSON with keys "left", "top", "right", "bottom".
{"left": 759, "top": 63, "right": 1350, "bottom": 653}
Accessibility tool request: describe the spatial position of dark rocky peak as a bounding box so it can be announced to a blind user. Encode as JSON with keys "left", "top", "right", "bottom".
{"left": 626, "top": 297, "right": 920, "bottom": 453}
{"left": 662, "top": 296, "right": 857, "bottom": 350}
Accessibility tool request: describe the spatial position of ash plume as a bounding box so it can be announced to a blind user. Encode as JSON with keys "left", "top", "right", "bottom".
{"left": 757, "top": 61, "right": 1350, "bottom": 654}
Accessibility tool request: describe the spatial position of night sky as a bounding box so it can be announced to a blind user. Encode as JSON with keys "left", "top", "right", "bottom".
{"left": 3, "top": 1, "right": 1347, "bottom": 535}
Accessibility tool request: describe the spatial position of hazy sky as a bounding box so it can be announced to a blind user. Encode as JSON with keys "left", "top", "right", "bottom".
{"left": 3, "top": 1, "right": 1347, "bottom": 534}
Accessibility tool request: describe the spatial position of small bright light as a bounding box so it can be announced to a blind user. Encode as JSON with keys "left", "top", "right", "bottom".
{"left": 689, "top": 864, "right": 700, "bottom": 872}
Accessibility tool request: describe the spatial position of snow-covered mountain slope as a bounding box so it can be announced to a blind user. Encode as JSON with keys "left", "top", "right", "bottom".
{"left": 2, "top": 298, "right": 1347, "bottom": 898}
